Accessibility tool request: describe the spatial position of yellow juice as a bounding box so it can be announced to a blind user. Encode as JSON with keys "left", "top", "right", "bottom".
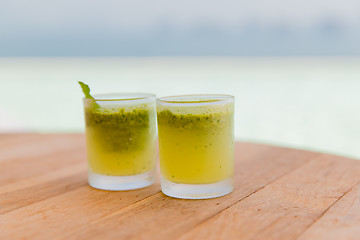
{"left": 157, "top": 102, "right": 234, "bottom": 184}
{"left": 84, "top": 104, "right": 156, "bottom": 176}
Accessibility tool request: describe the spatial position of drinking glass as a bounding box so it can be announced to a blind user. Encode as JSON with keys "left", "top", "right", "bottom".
{"left": 83, "top": 93, "right": 157, "bottom": 190}
{"left": 157, "top": 94, "right": 234, "bottom": 199}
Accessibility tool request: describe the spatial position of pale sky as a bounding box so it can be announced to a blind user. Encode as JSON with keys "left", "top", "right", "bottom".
{"left": 1, "top": 0, "right": 359, "bottom": 56}
{"left": 1, "top": 0, "right": 360, "bottom": 33}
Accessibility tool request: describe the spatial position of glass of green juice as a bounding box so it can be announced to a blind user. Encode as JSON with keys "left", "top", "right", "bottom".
{"left": 83, "top": 93, "right": 157, "bottom": 190}
{"left": 157, "top": 94, "right": 234, "bottom": 199}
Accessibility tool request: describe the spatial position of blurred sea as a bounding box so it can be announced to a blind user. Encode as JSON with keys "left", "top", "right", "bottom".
{"left": 0, "top": 57, "right": 359, "bottom": 159}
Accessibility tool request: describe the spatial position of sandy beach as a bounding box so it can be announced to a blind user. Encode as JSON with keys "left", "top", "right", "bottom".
{"left": 1, "top": 57, "right": 359, "bottom": 159}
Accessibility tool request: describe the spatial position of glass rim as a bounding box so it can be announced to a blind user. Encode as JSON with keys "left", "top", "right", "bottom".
{"left": 156, "top": 94, "right": 234, "bottom": 105}
{"left": 83, "top": 93, "right": 156, "bottom": 102}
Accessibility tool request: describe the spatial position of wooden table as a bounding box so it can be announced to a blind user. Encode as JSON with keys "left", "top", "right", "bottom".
{"left": 1, "top": 134, "right": 360, "bottom": 240}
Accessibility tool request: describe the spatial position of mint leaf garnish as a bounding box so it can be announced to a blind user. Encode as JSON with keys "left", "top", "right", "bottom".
{"left": 78, "top": 81, "right": 94, "bottom": 99}
{"left": 78, "top": 81, "right": 100, "bottom": 108}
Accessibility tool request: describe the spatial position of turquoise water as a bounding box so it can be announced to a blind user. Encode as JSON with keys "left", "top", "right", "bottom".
{"left": 0, "top": 57, "right": 359, "bottom": 159}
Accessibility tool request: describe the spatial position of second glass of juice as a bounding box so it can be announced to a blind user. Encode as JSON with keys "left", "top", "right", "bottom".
{"left": 83, "top": 93, "right": 157, "bottom": 190}
{"left": 157, "top": 95, "right": 234, "bottom": 199}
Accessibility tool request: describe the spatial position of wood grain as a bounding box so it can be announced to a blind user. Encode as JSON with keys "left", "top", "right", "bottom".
{"left": 0, "top": 134, "right": 359, "bottom": 240}
{"left": 298, "top": 183, "right": 360, "bottom": 240}
{"left": 0, "top": 134, "right": 85, "bottom": 186}
{"left": 179, "top": 155, "right": 360, "bottom": 240}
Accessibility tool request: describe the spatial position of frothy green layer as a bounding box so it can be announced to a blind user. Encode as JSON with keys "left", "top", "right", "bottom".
{"left": 85, "top": 107, "right": 151, "bottom": 152}
{"left": 157, "top": 110, "right": 232, "bottom": 130}
{"left": 86, "top": 108, "right": 149, "bottom": 128}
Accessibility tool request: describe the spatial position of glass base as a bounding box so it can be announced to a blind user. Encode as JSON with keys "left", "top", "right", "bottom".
{"left": 161, "top": 177, "right": 233, "bottom": 199}
{"left": 88, "top": 169, "right": 155, "bottom": 191}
